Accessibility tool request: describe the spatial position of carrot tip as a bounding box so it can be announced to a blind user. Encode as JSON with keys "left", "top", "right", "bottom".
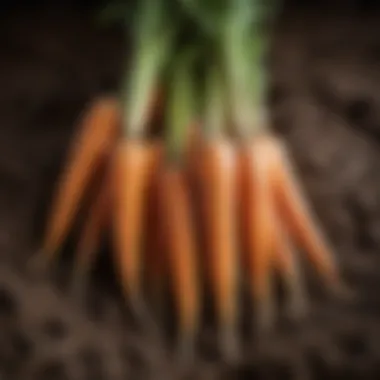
{"left": 70, "top": 269, "right": 89, "bottom": 297}
{"left": 255, "top": 295, "right": 276, "bottom": 333}
{"left": 286, "top": 287, "right": 308, "bottom": 321}
{"left": 148, "top": 286, "right": 166, "bottom": 321}
{"left": 28, "top": 250, "right": 55, "bottom": 277}
{"left": 327, "top": 279, "right": 356, "bottom": 303}
{"left": 220, "top": 325, "right": 240, "bottom": 362}
{"left": 72, "top": 251, "right": 94, "bottom": 283}
{"left": 128, "top": 295, "right": 161, "bottom": 337}
{"left": 176, "top": 332, "right": 196, "bottom": 365}
{"left": 283, "top": 265, "right": 309, "bottom": 320}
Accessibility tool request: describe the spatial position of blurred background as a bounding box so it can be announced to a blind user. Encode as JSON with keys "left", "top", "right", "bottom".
{"left": 1, "top": 0, "right": 380, "bottom": 379}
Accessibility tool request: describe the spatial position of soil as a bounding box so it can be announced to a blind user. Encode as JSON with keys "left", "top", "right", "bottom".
{"left": 0, "top": 2, "right": 380, "bottom": 379}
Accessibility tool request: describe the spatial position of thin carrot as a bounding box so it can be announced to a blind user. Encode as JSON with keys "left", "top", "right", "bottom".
{"left": 198, "top": 137, "right": 239, "bottom": 356}
{"left": 111, "top": 0, "right": 174, "bottom": 328}
{"left": 271, "top": 137, "right": 342, "bottom": 292}
{"left": 194, "top": 65, "right": 240, "bottom": 357}
{"left": 71, "top": 154, "right": 115, "bottom": 292}
{"left": 158, "top": 164, "right": 200, "bottom": 356}
{"left": 113, "top": 140, "right": 162, "bottom": 319}
{"left": 40, "top": 96, "right": 120, "bottom": 262}
{"left": 143, "top": 155, "right": 167, "bottom": 308}
{"left": 271, "top": 207, "right": 307, "bottom": 319}
{"left": 239, "top": 137, "right": 277, "bottom": 331}
{"left": 160, "top": 49, "right": 201, "bottom": 358}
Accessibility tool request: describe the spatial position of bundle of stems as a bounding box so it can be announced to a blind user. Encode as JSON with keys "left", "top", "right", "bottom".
{"left": 37, "top": 0, "right": 347, "bottom": 361}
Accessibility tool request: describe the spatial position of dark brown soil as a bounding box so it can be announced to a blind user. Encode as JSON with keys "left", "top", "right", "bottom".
{"left": 1, "top": 2, "right": 380, "bottom": 379}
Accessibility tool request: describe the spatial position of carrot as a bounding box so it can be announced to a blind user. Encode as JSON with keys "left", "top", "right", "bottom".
{"left": 158, "top": 164, "right": 200, "bottom": 357}
{"left": 239, "top": 137, "right": 277, "bottom": 331}
{"left": 197, "top": 137, "right": 239, "bottom": 355}
{"left": 156, "top": 48, "right": 201, "bottom": 356}
{"left": 270, "top": 137, "right": 342, "bottom": 292}
{"left": 71, "top": 155, "right": 115, "bottom": 292}
{"left": 185, "top": 121, "right": 203, "bottom": 184}
{"left": 271, "top": 208, "right": 307, "bottom": 319}
{"left": 113, "top": 139, "right": 163, "bottom": 319}
{"left": 143, "top": 157, "right": 167, "bottom": 308}
{"left": 40, "top": 96, "right": 120, "bottom": 262}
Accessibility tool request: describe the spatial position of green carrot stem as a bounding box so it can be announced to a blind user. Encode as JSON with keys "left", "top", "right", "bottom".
{"left": 120, "top": 0, "right": 175, "bottom": 139}
{"left": 166, "top": 52, "right": 196, "bottom": 163}
{"left": 220, "top": 0, "right": 279, "bottom": 138}
{"left": 121, "top": 35, "right": 172, "bottom": 138}
{"left": 222, "top": 20, "right": 264, "bottom": 136}
{"left": 203, "top": 63, "right": 226, "bottom": 138}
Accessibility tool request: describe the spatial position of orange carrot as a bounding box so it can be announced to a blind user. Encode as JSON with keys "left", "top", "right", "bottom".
{"left": 270, "top": 137, "right": 341, "bottom": 291}
{"left": 239, "top": 137, "right": 277, "bottom": 330}
{"left": 40, "top": 97, "right": 120, "bottom": 261}
{"left": 113, "top": 139, "right": 162, "bottom": 318}
{"left": 71, "top": 156, "right": 115, "bottom": 290}
{"left": 158, "top": 164, "right": 200, "bottom": 355}
{"left": 143, "top": 157, "right": 167, "bottom": 301}
{"left": 197, "top": 137, "right": 239, "bottom": 356}
{"left": 272, "top": 209, "right": 307, "bottom": 318}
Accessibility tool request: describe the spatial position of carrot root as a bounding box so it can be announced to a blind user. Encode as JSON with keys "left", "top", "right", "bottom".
{"left": 271, "top": 137, "right": 344, "bottom": 294}
{"left": 113, "top": 139, "right": 163, "bottom": 321}
{"left": 198, "top": 138, "right": 239, "bottom": 357}
{"left": 40, "top": 97, "right": 120, "bottom": 262}
{"left": 272, "top": 211, "right": 308, "bottom": 320}
{"left": 71, "top": 157, "right": 114, "bottom": 293}
{"left": 240, "top": 137, "right": 278, "bottom": 332}
{"left": 158, "top": 165, "right": 200, "bottom": 357}
{"left": 144, "top": 165, "right": 168, "bottom": 319}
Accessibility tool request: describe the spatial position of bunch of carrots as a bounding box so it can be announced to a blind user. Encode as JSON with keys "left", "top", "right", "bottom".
{"left": 36, "top": 0, "right": 347, "bottom": 360}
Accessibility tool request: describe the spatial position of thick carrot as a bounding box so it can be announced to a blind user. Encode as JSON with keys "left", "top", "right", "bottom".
{"left": 239, "top": 136, "right": 277, "bottom": 331}
{"left": 71, "top": 155, "right": 115, "bottom": 291}
{"left": 158, "top": 164, "right": 200, "bottom": 356}
{"left": 113, "top": 139, "right": 162, "bottom": 318}
{"left": 270, "top": 137, "right": 341, "bottom": 291}
{"left": 197, "top": 137, "right": 239, "bottom": 356}
{"left": 40, "top": 96, "right": 120, "bottom": 261}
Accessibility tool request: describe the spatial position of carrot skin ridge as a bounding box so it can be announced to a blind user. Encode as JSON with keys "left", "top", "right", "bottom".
{"left": 41, "top": 97, "right": 120, "bottom": 260}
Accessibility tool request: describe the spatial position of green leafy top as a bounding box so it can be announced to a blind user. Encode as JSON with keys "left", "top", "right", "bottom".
{"left": 165, "top": 48, "right": 199, "bottom": 163}
{"left": 96, "top": 0, "right": 281, "bottom": 139}
{"left": 120, "top": 0, "right": 180, "bottom": 138}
